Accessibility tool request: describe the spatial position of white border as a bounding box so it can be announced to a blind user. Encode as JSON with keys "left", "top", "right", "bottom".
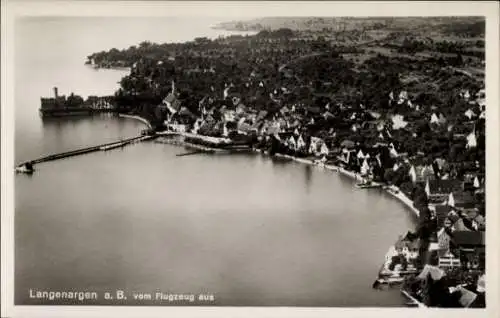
{"left": 2, "top": 1, "right": 499, "bottom": 318}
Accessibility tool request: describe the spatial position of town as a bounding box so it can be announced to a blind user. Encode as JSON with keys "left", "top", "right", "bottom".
{"left": 82, "top": 17, "right": 485, "bottom": 308}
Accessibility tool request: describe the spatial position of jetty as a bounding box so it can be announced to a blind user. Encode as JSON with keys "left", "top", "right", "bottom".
{"left": 15, "top": 134, "right": 157, "bottom": 171}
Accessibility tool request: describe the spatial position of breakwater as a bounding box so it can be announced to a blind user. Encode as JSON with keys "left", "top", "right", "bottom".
{"left": 15, "top": 135, "right": 157, "bottom": 169}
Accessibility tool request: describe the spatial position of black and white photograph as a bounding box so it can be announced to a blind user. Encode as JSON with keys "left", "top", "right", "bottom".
{"left": 1, "top": 1, "right": 499, "bottom": 317}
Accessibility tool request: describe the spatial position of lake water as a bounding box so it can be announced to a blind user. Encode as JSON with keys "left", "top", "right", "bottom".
{"left": 14, "top": 17, "right": 415, "bottom": 306}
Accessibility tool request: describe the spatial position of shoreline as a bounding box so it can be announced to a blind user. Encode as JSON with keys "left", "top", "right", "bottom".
{"left": 273, "top": 151, "right": 420, "bottom": 217}
{"left": 85, "top": 64, "right": 131, "bottom": 72}
{"left": 158, "top": 132, "right": 420, "bottom": 218}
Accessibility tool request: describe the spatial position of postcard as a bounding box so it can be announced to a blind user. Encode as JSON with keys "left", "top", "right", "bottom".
{"left": 1, "top": 1, "right": 498, "bottom": 318}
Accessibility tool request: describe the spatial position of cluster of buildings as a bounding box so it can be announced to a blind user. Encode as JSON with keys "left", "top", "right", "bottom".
{"left": 90, "top": 27, "right": 486, "bottom": 308}
{"left": 160, "top": 79, "right": 486, "bottom": 308}
{"left": 40, "top": 87, "right": 115, "bottom": 117}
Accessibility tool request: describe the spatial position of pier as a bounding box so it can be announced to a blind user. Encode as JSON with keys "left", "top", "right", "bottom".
{"left": 15, "top": 134, "right": 157, "bottom": 170}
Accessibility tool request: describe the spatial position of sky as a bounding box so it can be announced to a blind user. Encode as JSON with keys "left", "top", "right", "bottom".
{"left": 5, "top": 1, "right": 496, "bottom": 20}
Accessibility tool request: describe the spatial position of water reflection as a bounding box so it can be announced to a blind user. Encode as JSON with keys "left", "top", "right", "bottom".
{"left": 304, "top": 164, "right": 313, "bottom": 192}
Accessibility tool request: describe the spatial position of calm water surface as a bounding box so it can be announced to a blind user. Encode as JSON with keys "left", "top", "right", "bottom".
{"left": 15, "top": 17, "right": 415, "bottom": 306}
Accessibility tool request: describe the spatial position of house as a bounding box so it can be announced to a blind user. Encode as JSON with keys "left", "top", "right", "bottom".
{"left": 320, "top": 143, "right": 329, "bottom": 157}
{"left": 419, "top": 165, "right": 436, "bottom": 182}
{"left": 256, "top": 110, "right": 268, "bottom": 122}
{"left": 235, "top": 103, "right": 247, "bottom": 115}
{"left": 338, "top": 148, "right": 356, "bottom": 165}
{"left": 391, "top": 114, "right": 408, "bottom": 130}
{"left": 296, "top": 135, "right": 306, "bottom": 151}
{"left": 395, "top": 235, "right": 420, "bottom": 261}
{"left": 430, "top": 113, "right": 440, "bottom": 125}
{"left": 167, "top": 123, "right": 187, "bottom": 133}
{"left": 222, "top": 109, "right": 236, "bottom": 122}
{"left": 398, "top": 90, "right": 409, "bottom": 102}
{"left": 450, "top": 231, "right": 485, "bottom": 270}
{"left": 437, "top": 227, "right": 452, "bottom": 252}
{"left": 472, "top": 214, "right": 485, "bottom": 231}
{"left": 435, "top": 226, "right": 461, "bottom": 269}
{"left": 434, "top": 205, "right": 453, "bottom": 229}
{"left": 287, "top": 135, "right": 297, "bottom": 150}
{"left": 427, "top": 179, "right": 463, "bottom": 203}
{"left": 191, "top": 118, "right": 203, "bottom": 134}
{"left": 464, "top": 108, "right": 477, "bottom": 120}
{"left": 463, "top": 209, "right": 485, "bottom": 231}
{"left": 238, "top": 121, "right": 254, "bottom": 135}
{"left": 438, "top": 250, "right": 462, "bottom": 269}
{"left": 266, "top": 123, "right": 281, "bottom": 136}
{"left": 450, "top": 191, "right": 477, "bottom": 209}
{"left": 198, "top": 120, "right": 218, "bottom": 136}
{"left": 410, "top": 164, "right": 436, "bottom": 184}
{"left": 452, "top": 217, "right": 474, "bottom": 232}
{"left": 446, "top": 210, "right": 461, "bottom": 226}
{"left": 466, "top": 131, "right": 477, "bottom": 149}
{"left": 162, "top": 92, "right": 182, "bottom": 115}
